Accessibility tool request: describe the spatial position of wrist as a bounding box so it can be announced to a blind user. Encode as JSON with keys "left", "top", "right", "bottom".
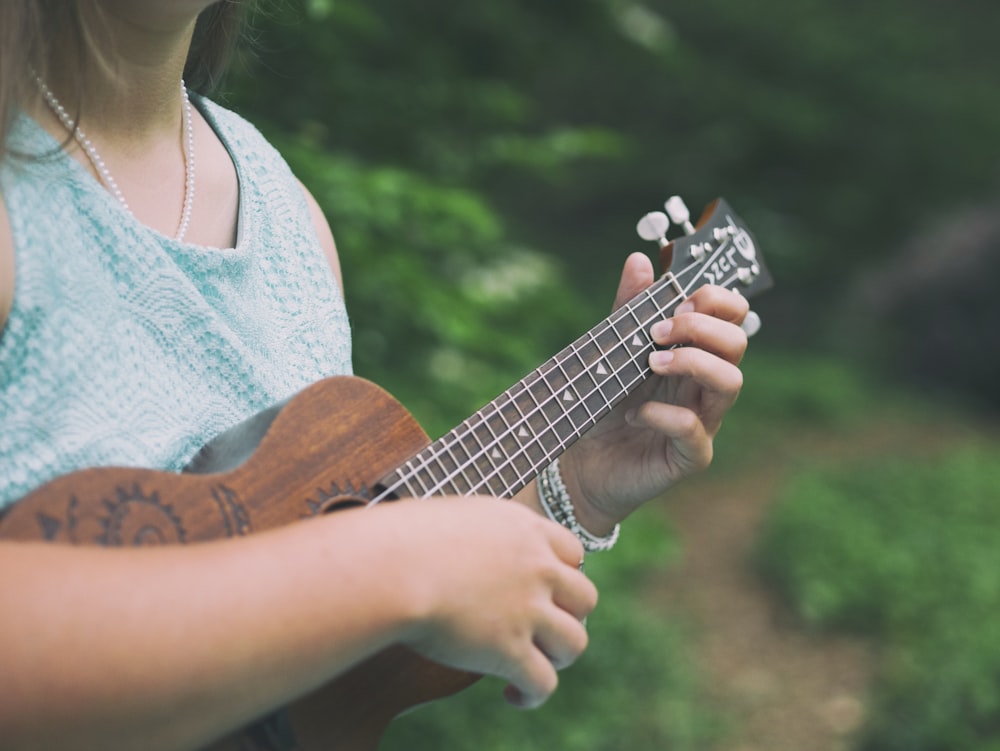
{"left": 537, "top": 458, "right": 620, "bottom": 553}
{"left": 556, "top": 451, "right": 622, "bottom": 537}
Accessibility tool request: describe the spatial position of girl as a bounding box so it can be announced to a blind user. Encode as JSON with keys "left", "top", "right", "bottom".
{"left": 0, "top": 2, "right": 750, "bottom": 749}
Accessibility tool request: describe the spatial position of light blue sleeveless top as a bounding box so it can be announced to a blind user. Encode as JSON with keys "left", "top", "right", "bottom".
{"left": 0, "top": 97, "right": 352, "bottom": 511}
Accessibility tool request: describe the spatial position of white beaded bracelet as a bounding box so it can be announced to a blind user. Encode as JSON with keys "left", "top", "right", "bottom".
{"left": 537, "top": 458, "right": 620, "bottom": 553}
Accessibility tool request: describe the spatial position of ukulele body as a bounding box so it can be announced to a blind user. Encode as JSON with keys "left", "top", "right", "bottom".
{"left": 0, "top": 375, "right": 479, "bottom": 751}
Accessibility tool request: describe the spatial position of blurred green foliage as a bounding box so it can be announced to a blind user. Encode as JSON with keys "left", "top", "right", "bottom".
{"left": 757, "top": 446, "right": 1000, "bottom": 750}
{"left": 227, "top": 0, "right": 1000, "bottom": 417}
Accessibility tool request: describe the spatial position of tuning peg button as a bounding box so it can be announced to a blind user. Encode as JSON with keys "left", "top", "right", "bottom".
{"left": 636, "top": 211, "right": 671, "bottom": 246}
{"left": 665, "top": 196, "right": 696, "bottom": 235}
{"left": 741, "top": 310, "right": 761, "bottom": 337}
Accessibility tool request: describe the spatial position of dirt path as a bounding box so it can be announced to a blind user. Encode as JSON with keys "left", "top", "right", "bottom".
{"left": 649, "top": 464, "right": 873, "bottom": 751}
{"left": 644, "top": 416, "right": 995, "bottom": 750}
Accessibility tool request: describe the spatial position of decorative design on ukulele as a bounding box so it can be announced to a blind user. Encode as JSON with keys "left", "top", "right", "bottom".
{"left": 304, "top": 480, "right": 372, "bottom": 516}
{"left": 33, "top": 496, "right": 80, "bottom": 542}
{"left": 210, "top": 484, "right": 253, "bottom": 537}
{"left": 97, "top": 484, "right": 186, "bottom": 546}
{"left": 637, "top": 196, "right": 764, "bottom": 337}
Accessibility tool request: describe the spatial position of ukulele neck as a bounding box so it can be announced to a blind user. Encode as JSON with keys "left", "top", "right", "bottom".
{"left": 376, "top": 273, "right": 685, "bottom": 501}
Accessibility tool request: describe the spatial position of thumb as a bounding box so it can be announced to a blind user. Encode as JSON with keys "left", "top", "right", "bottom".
{"left": 612, "top": 252, "right": 656, "bottom": 310}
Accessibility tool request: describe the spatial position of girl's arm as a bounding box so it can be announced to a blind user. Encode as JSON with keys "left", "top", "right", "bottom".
{"left": 0, "top": 497, "right": 594, "bottom": 751}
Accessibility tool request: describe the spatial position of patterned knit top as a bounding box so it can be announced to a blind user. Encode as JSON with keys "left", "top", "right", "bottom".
{"left": 0, "top": 96, "right": 352, "bottom": 511}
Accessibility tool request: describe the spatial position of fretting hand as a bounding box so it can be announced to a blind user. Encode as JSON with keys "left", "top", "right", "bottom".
{"left": 559, "top": 252, "right": 749, "bottom": 535}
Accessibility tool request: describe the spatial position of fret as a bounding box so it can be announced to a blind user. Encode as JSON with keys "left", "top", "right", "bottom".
{"left": 563, "top": 344, "right": 605, "bottom": 418}
{"left": 491, "top": 454, "right": 523, "bottom": 493}
{"left": 502, "top": 383, "right": 553, "bottom": 472}
{"left": 407, "top": 449, "right": 455, "bottom": 497}
{"left": 535, "top": 378, "right": 570, "bottom": 430}
{"left": 565, "top": 341, "right": 601, "bottom": 387}
{"left": 511, "top": 384, "right": 541, "bottom": 435}
{"left": 519, "top": 380, "right": 553, "bottom": 444}
{"left": 433, "top": 437, "right": 478, "bottom": 494}
{"left": 415, "top": 448, "right": 459, "bottom": 496}
{"left": 476, "top": 406, "right": 524, "bottom": 492}
{"left": 398, "top": 461, "right": 433, "bottom": 497}
{"left": 438, "top": 434, "right": 483, "bottom": 493}
{"left": 605, "top": 314, "right": 646, "bottom": 382}
{"left": 494, "top": 390, "right": 535, "bottom": 480}
{"left": 566, "top": 383, "right": 598, "bottom": 430}
{"left": 585, "top": 329, "right": 629, "bottom": 413}
{"left": 592, "top": 322, "right": 623, "bottom": 362}
{"left": 629, "top": 293, "right": 664, "bottom": 330}
{"left": 470, "top": 453, "right": 501, "bottom": 496}
{"left": 570, "top": 336, "right": 608, "bottom": 383}
{"left": 457, "top": 420, "right": 503, "bottom": 496}
{"left": 551, "top": 375, "right": 593, "bottom": 440}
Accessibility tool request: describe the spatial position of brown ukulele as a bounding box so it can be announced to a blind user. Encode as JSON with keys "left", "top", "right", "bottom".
{"left": 0, "top": 197, "right": 771, "bottom": 750}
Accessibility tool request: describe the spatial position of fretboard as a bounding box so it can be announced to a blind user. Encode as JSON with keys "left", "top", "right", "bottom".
{"left": 375, "top": 273, "right": 685, "bottom": 501}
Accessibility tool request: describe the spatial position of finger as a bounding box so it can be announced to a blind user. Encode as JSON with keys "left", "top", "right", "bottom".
{"left": 650, "top": 314, "right": 748, "bottom": 365}
{"left": 533, "top": 608, "right": 590, "bottom": 671}
{"left": 501, "top": 647, "right": 560, "bottom": 709}
{"left": 612, "top": 252, "right": 655, "bottom": 310}
{"left": 648, "top": 346, "right": 745, "bottom": 397}
{"left": 629, "top": 401, "right": 713, "bottom": 470}
{"left": 648, "top": 347, "right": 743, "bottom": 431}
{"left": 541, "top": 517, "right": 586, "bottom": 568}
{"left": 674, "top": 285, "right": 750, "bottom": 325}
{"left": 640, "top": 359, "right": 741, "bottom": 440}
{"left": 552, "top": 566, "right": 599, "bottom": 621}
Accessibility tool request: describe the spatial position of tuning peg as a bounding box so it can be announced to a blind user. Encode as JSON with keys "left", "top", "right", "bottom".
{"left": 741, "top": 310, "right": 761, "bottom": 337}
{"left": 636, "top": 211, "right": 671, "bottom": 247}
{"left": 665, "top": 196, "right": 696, "bottom": 235}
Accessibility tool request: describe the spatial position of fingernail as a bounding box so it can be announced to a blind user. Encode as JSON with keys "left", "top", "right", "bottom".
{"left": 649, "top": 350, "right": 674, "bottom": 369}
{"left": 675, "top": 300, "right": 695, "bottom": 315}
{"left": 650, "top": 320, "right": 673, "bottom": 340}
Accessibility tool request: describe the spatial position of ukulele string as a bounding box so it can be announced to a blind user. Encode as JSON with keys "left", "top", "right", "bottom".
{"left": 369, "top": 263, "right": 745, "bottom": 506}
{"left": 442, "top": 266, "right": 743, "bottom": 499}
{"left": 393, "top": 256, "right": 720, "bottom": 501}
{"left": 364, "top": 284, "right": 671, "bottom": 507}
{"left": 368, "top": 283, "right": 682, "bottom": 505}
{"left": 369, "top": 257, "right": 745, "bottom": 507}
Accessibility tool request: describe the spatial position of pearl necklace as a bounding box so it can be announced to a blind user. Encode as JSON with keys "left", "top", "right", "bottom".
{"left": 34, "top": 77, "right": 196, "bottom": 242}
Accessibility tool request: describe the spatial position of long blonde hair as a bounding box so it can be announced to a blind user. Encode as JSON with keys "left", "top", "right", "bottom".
{"left": 0, "top": 0, "right": 254, "bottom": 158}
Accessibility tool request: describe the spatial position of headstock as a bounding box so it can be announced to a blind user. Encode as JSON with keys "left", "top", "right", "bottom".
{"left": 636, "top": 196, "right": 772, "bottom": 335}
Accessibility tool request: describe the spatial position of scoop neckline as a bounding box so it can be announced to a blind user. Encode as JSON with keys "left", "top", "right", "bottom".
{"left": 12, "top": 93, "right": 247, "bottom": 253}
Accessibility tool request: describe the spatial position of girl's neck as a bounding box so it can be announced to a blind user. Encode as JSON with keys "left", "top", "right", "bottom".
{"left": 25, "top": 3, "right": 227, "bottom": 244}
{"left": 36, "top": 5, "right": 200, "bottom": 146}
